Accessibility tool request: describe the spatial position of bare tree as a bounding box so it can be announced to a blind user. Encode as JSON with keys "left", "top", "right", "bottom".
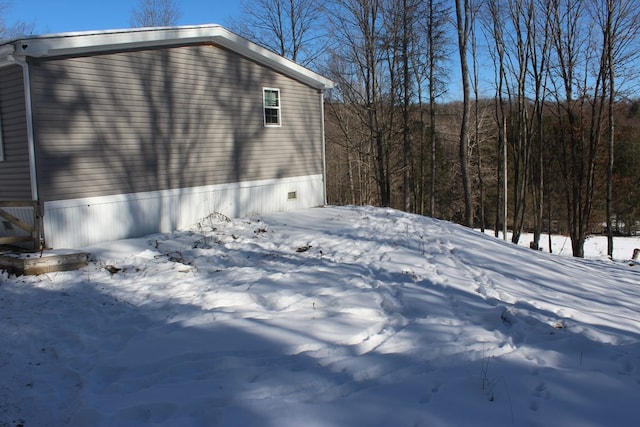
{"left": 401, "top": 0, "right": 415, "bottom": 212}
{"left": 319, "top": 0, "right": 640, "bottom": 256}
{"left": 589, "top": 0, "right": 640, "bottom": 257}
{"left": 548, "top": 0, "right": 586, "bottom": 257}
{"left": 423, "top": 0, "right": 450, "bottom": 217}
{"left": 529, "top": 0, "right": 552, "bottom": 251}
{"left": 470, "top": 0, "right": 485, "bottom": 231}
{"left": 482, "top": 0, "right": 553, "bottom": 247}
{"left": 505, "top": 0, "right": 534, "bottom": 245}
{"left": 130, "top": 0, "right": 182, "bottom": 28}
{"left": 230, "top": 0, "right": 326, "bottom": 67}
{"left": 326, "top": 0, "right": 395, "bottom": 207}
{"left": 484, "top": 0, "right": 509, "bottom": 239}
{"left": 382, "top": 0, "right": 422, "bottom": 212}
{"left": 454, "top": 0, "right": 474, "bottom": 227}
{"left": 548, "top": 0, "right": 607, "bottom": 257}
{"left": 0, "top": 1, "right": 34, "bottom": 39}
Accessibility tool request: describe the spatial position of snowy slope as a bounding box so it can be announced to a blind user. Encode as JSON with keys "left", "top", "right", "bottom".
{"left": 1, "top": 206, "right": 639, "bottom": 427}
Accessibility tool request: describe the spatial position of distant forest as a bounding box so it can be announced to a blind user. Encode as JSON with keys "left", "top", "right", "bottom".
{"left": 325, "top": 97, "right": 640, "bottom": 243}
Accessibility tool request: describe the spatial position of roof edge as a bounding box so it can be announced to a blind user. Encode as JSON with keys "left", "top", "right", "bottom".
{"left": 5, "top": 24, "right": 334, "bottom": 90}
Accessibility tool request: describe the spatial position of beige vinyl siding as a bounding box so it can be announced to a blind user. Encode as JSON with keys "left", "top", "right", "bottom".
{"left": 0, "top": 65, "right": 32, "bottom": 200}
{"left": 28, "top": 43, "right": 323, "bottom": 202}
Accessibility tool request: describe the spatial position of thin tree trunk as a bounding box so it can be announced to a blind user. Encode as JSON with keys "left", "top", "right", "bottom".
{"left": 402, "top": 0, "right": 412, "bottom": 212}
{"left": 605, "top": 0, "right": 615, "bottom": 258}
{"left": 455, "top": 0, "right": 473, "bottom": 227}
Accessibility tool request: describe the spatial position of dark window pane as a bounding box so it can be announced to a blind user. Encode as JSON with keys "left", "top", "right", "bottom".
{"left": 265, "top": 108, "right": 279, "bottom": 124}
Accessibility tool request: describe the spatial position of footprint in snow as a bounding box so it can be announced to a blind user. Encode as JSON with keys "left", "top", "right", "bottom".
{"left": 533, "top": 381, "right": 550, "bottom": 400}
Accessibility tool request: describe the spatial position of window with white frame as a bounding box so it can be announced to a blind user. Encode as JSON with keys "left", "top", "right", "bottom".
{"left": 263, "top": 88, "right": 281, "bottom": 127}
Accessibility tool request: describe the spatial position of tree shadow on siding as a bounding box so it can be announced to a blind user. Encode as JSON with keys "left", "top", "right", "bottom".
{"left": 32, "top": 42, "right": 322, "bottom": 247}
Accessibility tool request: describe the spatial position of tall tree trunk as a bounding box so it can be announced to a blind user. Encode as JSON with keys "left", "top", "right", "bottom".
{"left": 402, "top": 0, "right": 412, "bottom": 212}
{"left": 427, "top": 0, "right": 438, "bottom": 217}
{"left": 487, "top": 0, "right": 507, "bottom": 239}
{"left": 471, "top": 9, "right": 485, "bottom": 232}
{"left": 530, "top": 0, "right": 551, "bottom": 251}
{"left": 605, "top": 0, "right": 615, "bottom": 258}
{"left": 455, "top": 0, "right": 473, "bottom": 227}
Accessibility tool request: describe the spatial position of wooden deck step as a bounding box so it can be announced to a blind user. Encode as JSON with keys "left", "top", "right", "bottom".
{"left": 0, "top": 251, "right": 89, "bottom": 276}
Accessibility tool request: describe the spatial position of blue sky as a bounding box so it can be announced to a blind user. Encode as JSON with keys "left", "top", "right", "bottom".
{"left": 4, "top": 0, "right": 240, "bottom": 34}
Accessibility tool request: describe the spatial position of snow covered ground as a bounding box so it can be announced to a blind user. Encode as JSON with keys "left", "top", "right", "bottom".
{"left": 485, "top": 228, "right": 640, "bottom": 260}
{"left": 1, "top": 205, "right": 639, "bottom": 427}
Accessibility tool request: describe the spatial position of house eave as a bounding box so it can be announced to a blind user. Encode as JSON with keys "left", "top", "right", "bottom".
{"left": 5, "top": 24, "right": 335, "bottom": 90}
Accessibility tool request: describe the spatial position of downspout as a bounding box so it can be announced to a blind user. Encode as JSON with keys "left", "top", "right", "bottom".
{"left": 10, "top": 52, "right": 43, "bottom": 249}
{"left": 320, "top": 89, "right": 327, "bottom": 206}
{"left": 10, "top": 53, "right": 39, "bottom": 202}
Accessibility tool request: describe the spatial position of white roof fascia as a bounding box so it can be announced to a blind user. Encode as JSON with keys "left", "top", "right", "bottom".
{"left": 8, "top": 25, "right": 334, "bottom": 90}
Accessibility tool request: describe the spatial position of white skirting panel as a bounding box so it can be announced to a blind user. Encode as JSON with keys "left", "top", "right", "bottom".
{"left": 43, "top": 174, "right": 324, "bottom": 249}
